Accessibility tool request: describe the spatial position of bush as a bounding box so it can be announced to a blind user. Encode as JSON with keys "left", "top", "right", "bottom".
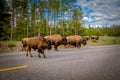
{"left": 7, "top": 41, "right": 16, "bottom": 47}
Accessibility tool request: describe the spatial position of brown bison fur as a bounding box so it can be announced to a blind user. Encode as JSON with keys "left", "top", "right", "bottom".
{"left": 90, "top": 36, "right": 99, "bottom": 40}
{"left": 67, "top": 35, "right": 87, "bottom": 48}
{"left": 44, "top": 34, "right": 67, "bottom": 51}
{"left": 22, "top": 36, "right": 50, "bottom": 58}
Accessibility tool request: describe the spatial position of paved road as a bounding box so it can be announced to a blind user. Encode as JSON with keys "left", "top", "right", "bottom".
{"left": 0, "top": 45, "right": 120, "bottom": 80}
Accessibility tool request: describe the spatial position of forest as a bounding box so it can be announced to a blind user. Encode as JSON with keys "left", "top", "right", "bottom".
{"left": 0, "top": 0, "right": 120, "bottom": 41}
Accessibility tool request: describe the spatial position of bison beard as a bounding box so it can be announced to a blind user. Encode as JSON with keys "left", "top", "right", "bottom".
{"left": 22, "top": 37, "right": 48, "bottom": 58}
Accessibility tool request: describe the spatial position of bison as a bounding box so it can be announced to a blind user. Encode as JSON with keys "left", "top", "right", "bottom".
{"left": 83, "top": 36, "right": 90, "bottom": 41}
{"left": 90, "top": 36, "right": 99, "bottom": 40}
{"left": 22, "top": 36, "right": 51, "bottom": 58}
{"left": 67, "top": 35, "right": 87, "bottom": 48}
{"left": 44, "top": 34, "right": 67, "bottom": 51}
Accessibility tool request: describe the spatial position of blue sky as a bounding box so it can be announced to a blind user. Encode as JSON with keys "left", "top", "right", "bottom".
{"left": 77, "top": 0, "right": 120, "bottom": 27}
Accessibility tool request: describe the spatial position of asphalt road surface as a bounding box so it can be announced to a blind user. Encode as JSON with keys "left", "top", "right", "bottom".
{"left": 0, "top": 45, "right": 120, "bottom": 80}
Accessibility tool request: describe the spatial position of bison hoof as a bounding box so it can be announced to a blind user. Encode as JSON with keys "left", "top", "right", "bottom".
{"left": 26, "top": 54, "right": 28, "bottom": 56}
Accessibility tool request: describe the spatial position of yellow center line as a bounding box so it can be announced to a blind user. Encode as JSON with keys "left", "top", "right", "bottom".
{"left": 0, "top": 66, "right": 28, "bottom": 72}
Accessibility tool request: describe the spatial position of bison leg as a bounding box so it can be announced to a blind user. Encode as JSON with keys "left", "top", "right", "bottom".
{"left": 22, "top": 47, "right": 24, "bottom": 51}
{"left": 37, "top": 49, "right": 41, "bottom": 58}
{"left": 38, "top": 49, "right": 46, "bottom": 58}
{"left": 42, "top": 51, "right": 46, "bottom": 58}
{"left": 26, "top": 47, "right": 29, "bottom": 56}
{"left": 27, "top": 47, "right": 33, "bottom": 57}
{"left": 26, "top": 52, "right": 28, "bottom": 56}
{"left": 42, "top": 53, "right": 46, "bottom": 58}
{"left": 54, "top": 44, "right": 58, "bottom": 51}
{"left": 77, "top": 44, "right": 81, "bottom": 48}
{"left": 29, "top": 51, "right": 33, "bottom": 57}
{"left": 40, "top": 50, "right": 46, "bottom": 58}
{"left": 77, "top": 42, "right": 81, "bottom": 48}
{"left": 41, "top": 49, "right": 46, "bottom": 58}
{"left": 41, "top": 51, "right": 46, "bottom": 58}
{"left": 38, "top": 53, "right": 41, "bottom": 58}
{"left": 22, "top": 45, "right": 25, "bottom": 52}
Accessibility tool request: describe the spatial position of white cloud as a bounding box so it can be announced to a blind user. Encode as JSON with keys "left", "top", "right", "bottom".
{"left": 82, "top": 17, "right": 93, "bottom": 22}
{"left": 90, "top": 12, "right": 103, "bottom": 17}
{"left": 95, "top": 17, "right": 104, "bottom": 21}
{"left": 78, "top": 1, "right": 88, "bottom": 7}
{"left": 95, "top": 25, "right": 102, "bottom": 27}
{"left": 77, "top": 0, "right": 120, "bottom": 26}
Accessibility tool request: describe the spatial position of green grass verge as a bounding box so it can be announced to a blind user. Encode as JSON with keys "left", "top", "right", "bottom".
{"left": 7, "top": 41, "right": 16, "bottom": 47}
{"left": 99, "top": 36, "right": 120, "bottom": 45}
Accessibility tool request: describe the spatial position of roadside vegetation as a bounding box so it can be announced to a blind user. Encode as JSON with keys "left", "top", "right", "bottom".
{"left": 0, "top": 36, "right": 120, "bottom": 53}
{"left": 86, "top": 36, "right": 120, "bottom": 47}
{"left": 7, "top": 41, "right": 16, "bottom": 47}
{"left": 100, "top": 36, "right": 120, "bottom": 45}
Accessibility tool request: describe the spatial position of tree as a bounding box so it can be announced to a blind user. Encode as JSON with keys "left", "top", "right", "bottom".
{"left": 53, "top": 0, "right": 60, "bottom": 34}
{"left": 72, "top": 6, "right": 83, "bottom": 35}
{"left": 0, "top": 0, "right": 10, "bottom": 40}
{"left": 0, "top": 0, "right": 87, "bottom": 40}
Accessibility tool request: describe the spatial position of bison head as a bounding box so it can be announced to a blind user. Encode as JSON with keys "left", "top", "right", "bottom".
{"left": 46, "top": 40, "right": 53, "bottom": 50}
{"left": 96, "top": 36, "right": 99, "bottom": 40}
{"left": 61, "top": 37, "right": 67, "bottom": 46}
{"left": 81, "top": 38, "right": 87, "bottom": 46}
{"left": 43, "top": 38, "right": 52, "bottom": 50}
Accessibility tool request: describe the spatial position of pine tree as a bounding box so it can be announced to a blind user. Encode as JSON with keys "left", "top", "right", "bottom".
{"left": 0, "top": 0, "right": 10, "bottom": 40}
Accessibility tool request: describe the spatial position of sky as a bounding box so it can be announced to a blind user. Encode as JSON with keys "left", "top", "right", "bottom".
{"left": 77, "top": 0, "right": 120, "bottom": 27}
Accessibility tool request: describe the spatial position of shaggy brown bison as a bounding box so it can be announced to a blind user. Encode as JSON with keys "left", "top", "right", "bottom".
{"left": 90, "top": 36, "right": 99, "bottom": 40}
{"left": 44, "top": 34, "right": 67, "bottom": 51}
{"left": 67, "top": 35, "right": 87, "bottom": 48}
{"left": 22, "top": 36, "right": 51, "bottom": 58}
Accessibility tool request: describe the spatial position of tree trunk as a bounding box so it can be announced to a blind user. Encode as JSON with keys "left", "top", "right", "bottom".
{"left": 62, "top": 0, "right": 64, "bottom": 36}
{"left": 11, "top": 0, "right": 15, "bottom": 40}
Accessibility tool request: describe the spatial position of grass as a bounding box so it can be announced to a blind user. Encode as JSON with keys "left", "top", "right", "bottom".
{"left": 7, "top": 41, "right": 16, "bottom": 47}
{"left": 0, "top": 36, "right": 120, "bottom": 52}
{"left": 99, "top": 36, "right": 120, "bottom": 45}
{"left": 0, "top": 41, "right": 17, "bottom": 53}
{"left": 83, "top": 36, "right": 120, "bottom": 47}
{"left": 91, "top": 39, "right": 98, "bottom": 43}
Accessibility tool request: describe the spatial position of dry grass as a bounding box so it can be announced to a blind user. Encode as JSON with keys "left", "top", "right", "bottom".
{"left": 0, "top": 41, "right": 22, "bottom": 53}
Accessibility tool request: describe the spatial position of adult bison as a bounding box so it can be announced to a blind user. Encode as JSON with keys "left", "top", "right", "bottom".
{"left": 22, "top": 36, "right": 51, "bottom": 58}
{"left": 90, "top": 36, "right": 99, "bottom": 40}
{"left": 84, "top": 36, "right": 90, "bottom": 41}
{"left": 67, "top": 35, "right": 87, "bottom": 48}
{"left": 44, "top": 34, "right": 67, "bottom": 51}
